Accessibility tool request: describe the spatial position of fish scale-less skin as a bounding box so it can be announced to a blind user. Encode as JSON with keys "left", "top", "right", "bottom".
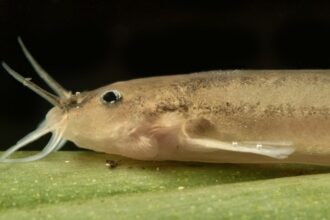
{"left": 7, "top": 38, "right": 330, "bottom": 163}
{"left": 59, "top": 70, "right": 330, "bottom": 165}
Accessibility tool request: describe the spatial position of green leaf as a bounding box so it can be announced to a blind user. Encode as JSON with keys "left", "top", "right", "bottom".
{"left": 1, "top": 151, "right": 330, "bottom": 220}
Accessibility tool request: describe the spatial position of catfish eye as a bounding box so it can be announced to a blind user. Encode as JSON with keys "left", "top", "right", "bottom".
{"left": 101, "top": 90, "right": 122, "bottom": 104}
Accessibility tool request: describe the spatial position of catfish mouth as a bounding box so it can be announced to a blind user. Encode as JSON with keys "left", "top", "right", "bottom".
{"left": 0, "top": 111, "right": 68, "bottom": 163}
{"left": 0, "top": 37, "right": 76, "bottom": 163}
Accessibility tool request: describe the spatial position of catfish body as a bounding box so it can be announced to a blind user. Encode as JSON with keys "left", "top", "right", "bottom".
{"left": 2, "top": 38, "right": 330, "bottom": 164}
{"left": 63, "top": 70, "right": 330, "bottom": 165}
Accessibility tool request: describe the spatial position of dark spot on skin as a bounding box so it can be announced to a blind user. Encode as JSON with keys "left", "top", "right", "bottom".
{"left": 239, "top": 76, "right": 254, "bottom": 85}
{"left": 264, "top": 104, "right": 288, "bottom": 118}
{"left": 155, "top": 98, "right": 190, "bottom": 113}
{"left": 300, "top": 106, "right": 330, "bottom": 119}
{"left": 168, "top": 74, "right": 228, "bottom": 97}
{"left": 273, "top": 77, "right": 287, "bottom": 87}
{"left": 157, "top": 103, "right": 177, "bottom": 112}
{"left": 105, "top": 160, "right": 119, "bottom": 169}
{"left": 286, "top": 104, "right": 296, "bottom": 117}
{"left": 319, "top": 107, "right": 330, "bottom": 119}
{"left": 198, "top": 102, "right": 253, "bottom": 116}
{"left": 260, "top": 104, "right": 330, "bottom": 119}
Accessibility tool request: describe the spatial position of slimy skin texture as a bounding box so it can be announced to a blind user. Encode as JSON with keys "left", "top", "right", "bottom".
{"left": 2, "top": 39, "right": 330, "bottom": 164}
{"left": 61, "top": 70, "right": 330, "bottom": 165}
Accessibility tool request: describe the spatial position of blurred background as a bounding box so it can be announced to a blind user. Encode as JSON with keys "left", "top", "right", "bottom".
{"left": 1, "top": 0, "right": 330, "bottom": 151}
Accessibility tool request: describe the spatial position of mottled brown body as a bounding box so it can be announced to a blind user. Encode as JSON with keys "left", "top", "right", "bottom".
{"left": 7, "top": 39, "right": 330, "bottom": 164}
{"left": 63, "top": 70, "right": 330, "bottom": 165}
{"left": 5, "top": 42, "right": 330, "bottom": 165}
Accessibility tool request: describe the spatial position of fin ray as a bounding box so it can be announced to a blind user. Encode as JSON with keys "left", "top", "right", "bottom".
{"left": 183, "top": 138, "right": 295, "bottom": 159}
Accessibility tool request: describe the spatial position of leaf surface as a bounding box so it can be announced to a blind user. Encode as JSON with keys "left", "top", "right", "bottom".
{"left": 1, "top": 151, "right": 330, "bottom": 220}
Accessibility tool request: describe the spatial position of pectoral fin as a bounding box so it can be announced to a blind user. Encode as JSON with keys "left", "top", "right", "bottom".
{"left": 183, "top": 138, "right": 294, "bottom": 159}
{"left": 182, "top": 118, "right": 295, "bottom": 159}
